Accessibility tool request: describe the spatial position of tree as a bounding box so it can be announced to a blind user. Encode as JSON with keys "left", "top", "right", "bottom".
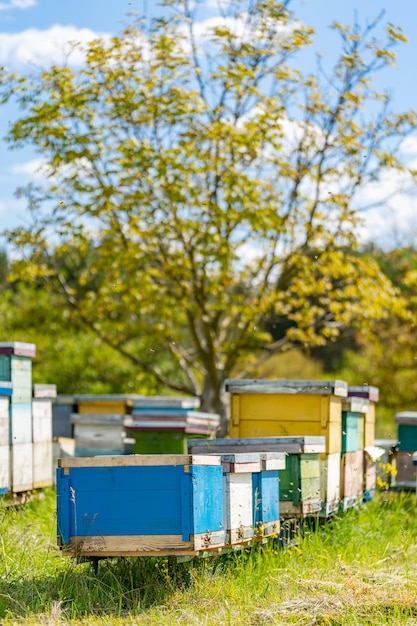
{"left": 2, "top": 1, "right": 416, "bottom": 430}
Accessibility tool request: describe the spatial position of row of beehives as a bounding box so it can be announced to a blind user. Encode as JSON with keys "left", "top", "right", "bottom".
{"left": 55, "top": 379, "right": 383, "bottom": 560}
{"left": 52, "top": 393, "right": 220, "bottom": 457}
{"left": 0, "top": 341, "right": 59, "bottom": 497}
{"left": 55, "top": 435, "right": 379, "bottom": 560}
{"left": 0, "top": 380, "right": 58, "bottom": 496}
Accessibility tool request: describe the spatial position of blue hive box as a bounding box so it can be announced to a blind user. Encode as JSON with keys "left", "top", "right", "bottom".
{"left": 56, "top": 454, "right": 225, "bottom": 557}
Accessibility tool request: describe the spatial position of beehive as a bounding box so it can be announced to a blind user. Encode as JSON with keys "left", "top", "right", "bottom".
{"left": 340, "top": 450, "right": 364, "bottom": 510}
{"left": 0, "top": 384, "right": 11, "bottom": 495}
{"left": 216, "top": 452, "right": 283, "bottom": 545}
{"left": 341, "top": 397, "right": 368, "bottom": 452}
{"left": 71, "top": 414, "right": 126, "bottom": 457}
{"left": 320, "top": 453, "right": 341, "bottom": 517}
{"left": 56, "top": 455, "right": 225, "bottom": 557}
{"left": 188, "top": 436, "right": 323, "bottom": 518}
{"left": 348, "top": 386, "right": 378, "bottom": 447}
{"left": 225, "top": 379, "right": 347, "bottom": 454}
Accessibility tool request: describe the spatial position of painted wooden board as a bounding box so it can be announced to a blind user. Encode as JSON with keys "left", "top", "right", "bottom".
{"left": 33, "top": 400, "right": 53, "bottom": 443}
{"left": 0, "top": 415, "right": 8, "bottom": 447}
{"left": 228, "top": 392, "right": 342, "bottom": 426}
{"left": 131, "top": 430, "right": 211, "bottom": 455}
{"left": 252, "top": 470, "right": 280, "bottom": 537}
{"left": 33, "top": 384, "right": 57, "bottom": 399}
{"left": 11, "top": 442, "right": 33, "bottom": 492}
{"left": 52, "top": 438, "right": 75, "bottom": 484}
{"left": 396, "top": 451, "right": 416, "bottom": 489}
{"left": 342, "top": 413, "right": 364, "bottom": 453}
{"left": 10, "top": 403, "right": 32, "bottom": 445}
{"left": 52, "top": 402, "right": 75, "bottom": 438}
{"left": 340, "top": 451, "right": 364, "bottom": 499}
{"left": 61, "top": 533, "right": 225, "bottom": 557}
{"left": 224, "top": 472, "right": 254, "bottom": 545}
{"left": 342, "top": 397, "right": 369, "bottom": 414}
{"left": 397, "top": 424, "right": 417, "bottom": 452}
{"left": 348, "top": 386, "right": 379, "bottom": 402}
{"left": 59, "top": 454, "right": 222, "bottom": 468}
{"left": 130, "top": 396, "right": 200, "bottom": 409}
{"left": 395, "top": 412, "right": 417, "bottom": 425}
{"left": 225, "top": 379, "right": 348, "bottom": 397}
{"left": 0, "top": 383, "right": 12, "bottom": 397}
{"left": 364, "top": 422, "right": 375, "bottom": 447}
{"left": 188, "top": 436, "right": 325, "bottom": 455}
{"left": 0, "top": 444, "right": 10, "bottom": 494}
{"left": 56, "top": 458, "right": 225, "bottom": 555}
{"left": 364, "top": 455, "right": 376, "bottom": 500}
{"left": 320, "top": 453, "right": 341, "bottom": 516}
{"left": 77, "top": 401, "right": 128, "bottom": 415}
{"left": 0, "top": 342, "right": 36, "bottom": 357}
{"left": 230, "top": 418, "right": 342, "bottom": 454}
{"left": 33, "top": 441, "right": 53, "bottom": 488}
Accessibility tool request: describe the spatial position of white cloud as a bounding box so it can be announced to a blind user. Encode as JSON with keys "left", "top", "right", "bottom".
{"left": 11, "top": 157, "right": 46, "bottom": 178}
{"left": 0, "top": 24, "right": 108, "bottom": 68}
{"left": 0, "top": 0, "right": 36, "bottom": 11}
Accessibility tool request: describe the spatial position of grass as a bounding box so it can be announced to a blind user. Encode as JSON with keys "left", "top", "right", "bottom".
{"left": 1, "top": 489, "right": 417, "bottom": 625}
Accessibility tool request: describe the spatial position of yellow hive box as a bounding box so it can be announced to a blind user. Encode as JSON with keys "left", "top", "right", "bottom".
{"left": 77, "top": 395, "right": 130, "bottom": 415}
{"left": 226, "top": 380, "right": 348, "bottom": 454}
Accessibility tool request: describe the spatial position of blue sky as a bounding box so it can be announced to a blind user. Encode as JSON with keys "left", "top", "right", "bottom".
{"left": 0, "top": 0, "right": 417, "bottom": 247}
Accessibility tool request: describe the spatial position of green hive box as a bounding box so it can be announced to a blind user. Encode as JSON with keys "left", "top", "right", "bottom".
{"left": 279, "top": 453, "right": 321, "bottom": 516}
{"left": 133, "top": 430, "right": 211, "bottom": 454}
{"left": 0, "top": 355, "right": 32, "bottom": 403}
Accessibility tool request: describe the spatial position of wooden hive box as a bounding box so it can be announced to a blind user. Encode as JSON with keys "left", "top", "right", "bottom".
{"left": 214, "top": 452, "right": 284, "bottom": 545}
{"left": 348, "top": 386, "right": 378, "bottom": 447}
{"left": 188, "top": 436, "right": 323, "bottom": 518}
{"left": 340, "top": 450, "right": 364, "bottom": 510}
{"left": 71, "top": 414, "right": 126, "bottom": 457}
{"left": 125, "top": 411, "right": 219, "bottom": 455}
{"left": 32, "top": 399, "right": 53, "bottom": 443}
{"left": 10, "top": 403, "right": 32, "bottom": 445}
{"left": 56, "top": 454, "right": 226, "bottom": 557}
{"left": 33, "top": 384, "right": 57, "bottom": 399}
{"left": 33, "top": 441, "right": 53, "bottom": 488}
{"left": 0, "top": 355, "right": 32, "bottom": 404}
{"left": 363, "top": 448, "right": 381, "bottom": 501}
{"left": 342, "top": 397, "right": 368, "bottom": 453}
{"left": 77, "top": 395, "right": 131, "bottom": 416}
{"left": 395, "top": 412, "right": 417, "bottom": 452}
{"left": 52, "top": 396, "right": 76, "bottom": 438}
{"left": 225, "top": 379, "right": 347, "bottom": 454}
{"left": 129, "top": 396, "right": 200, "bottom": 410}
{"left": 320, "top": 453, "right": 341, "bottom": 518}
{"left": 0, "top": 385, "right": 11, "bottom": 495}
{"left": 374, "top": 439, "right": 397, "bottom": 488}
{"left": 11, "top": 442, "right": 33, "bottom": 493}
{"left": 395, "top": 450, "right": 416, "bottom": 489}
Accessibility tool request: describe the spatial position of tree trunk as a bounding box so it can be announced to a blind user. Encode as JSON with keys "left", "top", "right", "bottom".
{"left": 199, "top": 374, "right": 230, "bottom": 438}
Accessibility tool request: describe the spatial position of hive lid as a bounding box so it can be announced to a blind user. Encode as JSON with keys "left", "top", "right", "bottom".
{"left": 0, "top": 341, "right": 36, "bottom": 357}
{"left": 348, "top": 386, "right": 379, "bottom": 402}
{"left": 129, "top": 396, "right": 200, "bottom": 409}
{"left": 71, "top": 413, "right": 124, "bottom": 424}
{"left": 33, "top": 384, "right": 57, "bottom": 398}
{"left": 76, "top": 394, "right": 146, "bottom": 403}
{"left": 395, "top": 411, "right": 417, "bottom": 424}
{"left": 224, "top": 379, "right": 348, "bottom": 397}
{"left": 58, "top": 454, "right": 222, "bottom": 468}
{"left": 188, "top": 436, "right": 326, "bottom": 454}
